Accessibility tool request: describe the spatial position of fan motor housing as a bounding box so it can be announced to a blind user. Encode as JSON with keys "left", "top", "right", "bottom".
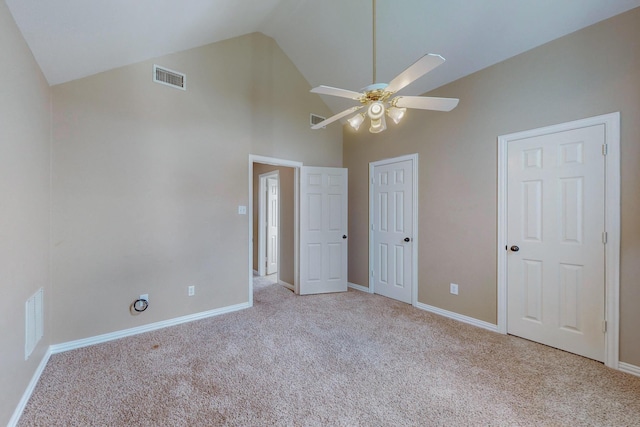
{"left": 360, "top": 83, "right": 392, "bottom": 103}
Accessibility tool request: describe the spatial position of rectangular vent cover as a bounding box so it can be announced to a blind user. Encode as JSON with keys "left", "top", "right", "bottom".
{"left": 153, "top": 64, "right": 186, "bottom": 90}
{"left": 310, "top": 114, "right": 326, "bottom": 127}
{"left": 25, "top": 288, "right": 44, "bottom": 360}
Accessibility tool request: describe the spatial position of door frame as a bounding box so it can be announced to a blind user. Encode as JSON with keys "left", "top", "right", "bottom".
{"left": 497, "top": 112, "right": 620, "bottom": 368}
{"left": 258, "top": 170, "right": 279, "bottom": 277}
{"left": 248, "top": 155, "right": 302, "bottom": 307}
{"left": 369, "top": 153, "right": 419, "bottom": 306}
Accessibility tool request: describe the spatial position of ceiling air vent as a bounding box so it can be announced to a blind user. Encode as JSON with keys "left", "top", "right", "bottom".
{"left": 153, "top": 64, "right": 186, "bottom": 90}
{"left": 310, "top": 114, "right": 326, "bottom": 128}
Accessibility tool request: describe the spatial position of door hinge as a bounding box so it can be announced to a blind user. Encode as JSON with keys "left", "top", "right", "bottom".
{"left": 602, "top": 144, "right": 608, "bottom": 156}
{"left": 602, "top": 231, "right": 608, "bottom": 244}
{"left": 371, "top": 177, "right": 375, "bottom": 184}
{"left": 371, "top": 270, "right": 374, "bottom": 277}
{"left": 371, "top": 224, "right": 374, "bottom": 230}
{"left": 602, "top": 320, "right": 607, "bottom": 333}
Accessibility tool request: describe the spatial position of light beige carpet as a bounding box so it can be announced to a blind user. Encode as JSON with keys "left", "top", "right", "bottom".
{"left": 252, "top": 272, "right": 277, "bottom": 289}
{"left": 19, "top": 283, "right": 640, "bottom": 426}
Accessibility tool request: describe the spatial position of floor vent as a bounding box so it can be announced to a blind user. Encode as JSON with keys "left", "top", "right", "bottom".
{"left": 310, "top": 113, "right": 326, "bottom": 128}
{"left": 153, "top": 64, "right": 186, "bottom": 90}
{"left": 25, "top": 288, "right": 44, "bottom": 360}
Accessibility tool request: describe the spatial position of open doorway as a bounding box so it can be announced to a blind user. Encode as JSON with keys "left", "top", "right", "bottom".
{"left": 249, "top": 155, "right": 301, "bottom": 304}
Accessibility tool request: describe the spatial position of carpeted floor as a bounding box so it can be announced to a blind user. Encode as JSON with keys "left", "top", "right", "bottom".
{"left": 252, "top": 272, "right": 278, "bottom": 289}
{"left": 18, "top": 282, "right": 640, "bottom": 426}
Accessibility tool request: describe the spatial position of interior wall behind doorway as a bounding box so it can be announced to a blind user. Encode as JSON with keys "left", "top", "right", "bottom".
{"left": 252, "top": 163, "right": 295, "bottom": 285}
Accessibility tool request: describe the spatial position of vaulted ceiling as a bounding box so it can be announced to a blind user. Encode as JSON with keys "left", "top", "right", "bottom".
{"left": 7, "top": 0, "right": 640, "bottom": 114}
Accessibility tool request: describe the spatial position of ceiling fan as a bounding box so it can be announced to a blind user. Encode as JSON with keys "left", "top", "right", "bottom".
{"left": 310, "top": 0, "right": 459, "bottom": 134}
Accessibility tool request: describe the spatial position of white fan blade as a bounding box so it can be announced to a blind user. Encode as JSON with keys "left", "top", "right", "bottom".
{"left": 311, "top": 85, "right": 363, "bottom": 100}
{"left": 311, "top": 106, "right": 364, "bottom": 129}
{"left": 385, "top": 54, "right": 445, "bottom": 94}
{"left": 393, "top": 96, "right": 459, "bottom": 112}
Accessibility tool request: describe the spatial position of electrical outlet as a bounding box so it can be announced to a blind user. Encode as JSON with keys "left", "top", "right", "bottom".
{"left": 449, "top": 283, "right": 459, "bottom": 295}
{"left": 188, "top": 286, "right": 195, "bottom": 297}
{"left": 140, "top": 293, "right": 149, "bottom": 301}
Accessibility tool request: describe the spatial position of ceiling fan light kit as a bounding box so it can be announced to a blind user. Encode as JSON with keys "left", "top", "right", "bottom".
{"left": 367, "top": 101, "right": 387, "bottom": 133}
{"left": 310, "top": 0, "right": 459, "bottom": 134}
{"left": 347, "top": 113, "right": 366, "bottom": 131}
{"left": 387, "top": 105, "right": 406, "bottom": 125}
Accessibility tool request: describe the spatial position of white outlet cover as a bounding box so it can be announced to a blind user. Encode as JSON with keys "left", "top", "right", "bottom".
{"left": 140, "top": 293, "right": 149, "bottom": 301}
{"left": 238, "top": 205, "right": 247, "bottom": 215}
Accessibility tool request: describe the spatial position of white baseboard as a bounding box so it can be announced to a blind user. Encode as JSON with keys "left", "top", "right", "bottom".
{"left": 50, "top": 302, "right": 250, "bottom": 354}
{"left": 348, "top": 282, "right": 372, "bottom": 293}
{"left": 12, "top": 295, "right": 636, "bottom": 426}
{"left": 8, "top": 346, "right": 52, "bottom": 427}
{"left": 279, "top": 280, "right": 294, "bottom": 291}
{"left": 11, "top": 301, "right": 250, "bottom": 425}
{"left": 415, "top": 302, "right": 498, "bottom": 333}
{"left": 619, "top": 362, "right": 640, "bottom": 377}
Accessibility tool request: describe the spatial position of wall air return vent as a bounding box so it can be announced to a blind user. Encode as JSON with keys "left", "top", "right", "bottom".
{"left": 310, "top": 114, "right": 326, "bottom": 128}
{"left": 153, "top": 64, "right": 186, "bottom": 90}
{"left": 25, "top": 288, "right": 44, "bottom": 360}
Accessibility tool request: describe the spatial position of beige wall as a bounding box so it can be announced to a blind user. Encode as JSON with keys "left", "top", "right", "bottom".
{"left": 344, "top": 8, "right": 640, "bottom": 366}
{"left": 50, "top": 32, "right": 341, "bottom": 344}
{"left": 0, "top": 2, "right": 51, "bottom": 424}
{"left": 248, "top": 34, "right": 343, "bottom": 165}
{"left": 252, "top": 164, "right": 295, "bottom": 285}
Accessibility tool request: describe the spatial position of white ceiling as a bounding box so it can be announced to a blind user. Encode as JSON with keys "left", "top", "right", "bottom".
{"left": 7, "top": 0, "right": 640, "bottom": 114}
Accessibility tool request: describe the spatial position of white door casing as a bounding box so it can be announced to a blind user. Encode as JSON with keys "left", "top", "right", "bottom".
{"left": 299, "top": 167, "right": 348, "bottom": 295}
{"left": 266, "top": 176, "right": 279, "bottom": 275}
{"left": 497, "top": 112, "right": 620, "bottom": 368}
{"left": 370, "top": 154, "right": 418, "bottom": 305}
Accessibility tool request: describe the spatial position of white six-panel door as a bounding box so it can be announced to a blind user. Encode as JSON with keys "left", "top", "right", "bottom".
{"left": 371, "top": 158, "right": 414, "bottom": 304}
{"left": 299, "top": 167, "right": 348, "bottom": 295}
{"left": 266, "top": 177, "right": 278, "bottom": 275}
{"left": 507, "top": 124, "right": 606, "bottom": 361}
